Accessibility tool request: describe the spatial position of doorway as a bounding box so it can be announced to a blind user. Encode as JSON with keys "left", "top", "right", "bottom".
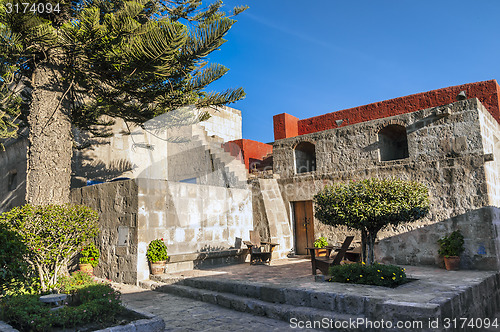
{"left": 292, "top": 200, "right": 315, "bottom": 255}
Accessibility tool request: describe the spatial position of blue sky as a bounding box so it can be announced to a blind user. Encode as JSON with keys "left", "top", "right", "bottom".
{"left": 207, "top": 0, "right": 500, "bottom": 143}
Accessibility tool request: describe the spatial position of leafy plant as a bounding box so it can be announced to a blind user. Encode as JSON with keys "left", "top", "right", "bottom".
{"left": 0, "top": 222, "right": 30, "bottom": 295}
{"left": 79, "top": 243, "right": 100, "bottom": 267}
{"left": 146, "top": 239, "right": 169, "bottom": 262}
{"left": 313, "top": 237, "right": 329, "bottom": 248}
{"left": 328, "top": 263, "right": 407, "bottom": 287}
{"left": 0, "top": 204, "right": 99, "bottom": 291}
{"left": 438, "top": 230, "right": 465, "bottom": 257}
{"left": 0, "top": 282, "right": 123, "bottom": 331}
{"left": 314, "top": 178, "right": 429, "bottom": 264}
{"left": 57, "top": 271, "right": 99, "bottom": 295}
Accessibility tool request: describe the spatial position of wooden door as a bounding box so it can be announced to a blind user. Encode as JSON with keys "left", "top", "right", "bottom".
{"left": 293, "top": 201, "right": 315, "bottom": 255}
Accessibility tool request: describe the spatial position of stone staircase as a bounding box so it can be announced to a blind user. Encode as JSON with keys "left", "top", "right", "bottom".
{"left": 139, "top": 277, "right": 368, "bottom": 331}
{"left": 191, "top": 126, "right": 248, "bottom": 189}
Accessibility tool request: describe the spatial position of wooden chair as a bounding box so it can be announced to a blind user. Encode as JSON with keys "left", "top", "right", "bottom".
{"left": 243, "top": 231, "right": 279, "bottom": 265}
{"left": 306, "top": 236, "right": 355, "bottom": 275}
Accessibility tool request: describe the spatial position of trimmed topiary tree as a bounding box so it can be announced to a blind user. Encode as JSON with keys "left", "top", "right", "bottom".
{"left": 314, "top": 178, "right": 430, "bottom": 265}
{"left": 0, "top": 204, "right": 99, "bottom": 291}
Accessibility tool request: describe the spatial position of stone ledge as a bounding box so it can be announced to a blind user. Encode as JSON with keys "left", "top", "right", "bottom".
{"left": 167, "top": 248, "right": 248, "bottom": 263}
{"left": 0, "top": 321, "right": 18, "bottom": 332}
{"left": 0, "top": 306, "right": 164, "bottom": 332}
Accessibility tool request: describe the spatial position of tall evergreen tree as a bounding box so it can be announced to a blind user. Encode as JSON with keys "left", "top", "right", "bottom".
{"left": 0, "top": 0, "right": 246, "bottom": 204}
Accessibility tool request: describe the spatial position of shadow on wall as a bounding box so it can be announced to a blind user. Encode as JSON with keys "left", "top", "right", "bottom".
{"left": 375, "top": 206, "right": 500, "bottom": 271}
{"left": 72, "top": 126, "right": 136, "bottom": 187}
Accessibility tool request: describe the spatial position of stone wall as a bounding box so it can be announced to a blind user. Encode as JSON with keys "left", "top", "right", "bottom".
{"left": 0, "top": 138, "right": 27, "bottom": 213}
{"left": 71, "top": 106, "right": 242, "bottom": 186}
{"left": 135, "top": 179, "right": 253, "bottom": 281}
{"left": 272, "top": 98, "right": 499, "bottom": 270}
{"left": 478, "top": 101, "right": 500, "bottom": 269}
{"left": 199, "top": 106, "right": 242, "bottom": 142}
{"left": 249, "top": 178, "right": 293, "bottom": 258}
{"left": 70, "top": 180, "right": 139, "bottom": 284}
{"left": 71, "top": 179, "right": 253, "bottom": 284}
{"left": 273, "top": 79, "right": 500, "bottom": 140}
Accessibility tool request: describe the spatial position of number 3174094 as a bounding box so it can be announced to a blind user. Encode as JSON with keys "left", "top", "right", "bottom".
{"left": 5, "top": 2, "right": 61, "bottom": 14}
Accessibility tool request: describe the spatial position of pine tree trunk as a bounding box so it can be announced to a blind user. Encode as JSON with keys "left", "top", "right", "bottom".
{"left": 26, "top": 60, "right": 72, "bottom": 205}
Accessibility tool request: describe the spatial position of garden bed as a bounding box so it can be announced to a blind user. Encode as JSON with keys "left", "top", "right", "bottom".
{"left": 324, "top": 263, "right": 414, "bottom": 287}
{"left": 0, "top": 272, "right": 164, "bottom": 332}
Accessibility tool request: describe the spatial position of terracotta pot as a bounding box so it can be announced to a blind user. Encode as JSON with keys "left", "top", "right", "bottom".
{"left": 314, "top": 248, "right": 328, "bottom": 257}
{"left": 150, "top": 261, "right": 166, "bottom": 275}
{"left": 79, "top": 263, "right": 93, "bottom": 275}
{"left": 444, "top": 256, "right": 460, "bottom": 271}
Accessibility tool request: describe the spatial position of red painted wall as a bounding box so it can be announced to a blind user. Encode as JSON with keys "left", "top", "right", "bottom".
{"left": 273, "top": 113, "right": 299, "bottom": 140}
{"left": 223, "top": 139, "right": 273, "bottom": 171}
{"left": 273, "top": 80, "right": 500, "bottom": 140}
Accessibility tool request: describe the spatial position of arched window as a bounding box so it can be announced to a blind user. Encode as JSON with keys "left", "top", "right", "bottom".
{"left": 294, "top": 142, "right": 316, "bottom": 174}
{"left": 378, "top": 125, "right": 409, "bottom": 161}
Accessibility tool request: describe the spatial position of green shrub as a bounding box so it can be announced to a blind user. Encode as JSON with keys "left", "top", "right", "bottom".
{"left": 328, "top": 263, "right": 407, "bottom": 287}
{"left": 438, "top": 230, "right": 465, "bottom": 257}
{"left": 313, "top": 237, "right": 329, "bottom": 248}
{"left": 79, "top": 243, "right": 100, "bottom": 267}
{"left": 0, "top": 282, "right": 123, "bottom": 331}
{"left": 57, "top": 271, "right": 99, "bottom": 295}
{"left": 0, "top": 204, "right": 99, "bottom": 291}
{"left": 0, "top": 223, "right": 30, "bottom": 295}
{"left": 146, "top": 239, "right": 169, "bottom": 262}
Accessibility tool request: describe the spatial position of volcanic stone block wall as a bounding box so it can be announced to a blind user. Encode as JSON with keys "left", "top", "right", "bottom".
{"left": 200, "top": 106, "right": 242, "bottom": 142}
{"left": 0, "top": 138, "right": 27, "bottom": 213}
{"left": 71, "top": 180, "right": 139, "bottom": 284}
{"left": 71, "top": 106, "right": 242, "bottom": 186}
{"left": 135, "top": 178, "right": 253, "bottom": 281}
{"left": 249, "top": 178, "right": 293, "bottom": 258}
{"left": 273, "top": 80, "right": 500, "bottom": 140}
{"left": 478, "top": 102, "right": 500, "bottom": 267}
{"left": 71, "top": 178, "right": 253, "bottom": 284}
{"left": 272, "top": 98, "right": 500, "bottom": 270}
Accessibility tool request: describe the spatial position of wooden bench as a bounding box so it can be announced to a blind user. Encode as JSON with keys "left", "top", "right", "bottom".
{"left": 243, "top": 231, "right": 279, "bottom": 265}
{"left": 306, "top": 236, "right": 356, "bottom": 275}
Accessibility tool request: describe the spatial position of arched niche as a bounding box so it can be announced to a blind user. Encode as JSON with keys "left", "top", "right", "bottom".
{"left": 294, "top": 141, "right": 316, "bottom": 174}
{"left": 378, "top": 124, "right": 409, "bottom": 161}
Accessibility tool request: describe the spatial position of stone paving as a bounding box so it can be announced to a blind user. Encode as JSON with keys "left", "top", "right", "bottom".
{"left": 114, "top": 258, "right": 500, "bottom": 331}
{"left": 151, "top": 258, "right": 499, "bottom": 306}
{"left": 115, "top": 283, "right": 318, "bottom": 331}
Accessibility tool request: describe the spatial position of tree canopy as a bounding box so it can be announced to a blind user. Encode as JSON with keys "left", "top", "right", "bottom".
{"left": 1, "top": 0, "right": 246, "bottom": 129}
{"left": 314, "top": 178, "right": 430, "bottom": 264}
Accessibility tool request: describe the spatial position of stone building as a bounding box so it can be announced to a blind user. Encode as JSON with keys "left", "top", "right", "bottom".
{"left": 2, "top": 80, "right": 500, "bottom": 284}
{"left": 268, "top": 80, "right": 500, "bottom": 270}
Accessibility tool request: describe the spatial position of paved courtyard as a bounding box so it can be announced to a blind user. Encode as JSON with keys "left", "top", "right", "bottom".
{"left": 113, "top": 258, "right": 500, "bottom": 331}
{"left": 116, "top": 283, "right": 317, "bottom": 331}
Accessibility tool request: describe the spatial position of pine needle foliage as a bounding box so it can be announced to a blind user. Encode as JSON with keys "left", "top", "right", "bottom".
{"left": 0, "top": 0, "right": 246, "bottom": 136}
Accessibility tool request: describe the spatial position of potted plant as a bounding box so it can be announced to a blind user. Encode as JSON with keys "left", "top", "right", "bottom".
{"left": 438, "top": 230, "right": 464, "bottom": 271}
{"left": 146, "top": 238, "right": 169, "bottom": 275}
{"left": 313, "top": 237, "right": 329, "bottom": 257}
{"left": 79, "top": 243, "right": 99, "bottom": 275}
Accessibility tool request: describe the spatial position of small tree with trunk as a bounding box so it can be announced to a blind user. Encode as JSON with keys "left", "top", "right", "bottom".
{"left": 0, "top": 204, "right": 99, "bottom": 291}
{"left": 314, "top": 178, "right": 430, "bottom": 265}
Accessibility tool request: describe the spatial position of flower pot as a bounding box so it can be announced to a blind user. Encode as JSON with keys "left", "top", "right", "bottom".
{"left": 444, "top": 256, "right": 460, "bottom": 271}
{"left": 150, "top": 261, "right": 166, "bottom": 275}
{"left": 314, "top": 248, "right": 328, "bottom": 257}
{"left": 79, "top": 263, "right": 93, "bottom": 275}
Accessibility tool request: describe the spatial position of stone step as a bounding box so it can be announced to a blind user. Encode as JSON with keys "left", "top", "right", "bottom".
{"left": 184, "top": 278, "right": 373, "bottom": 315}
{"left": 139, "top": 280, "right": 367, "bottom": 331}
